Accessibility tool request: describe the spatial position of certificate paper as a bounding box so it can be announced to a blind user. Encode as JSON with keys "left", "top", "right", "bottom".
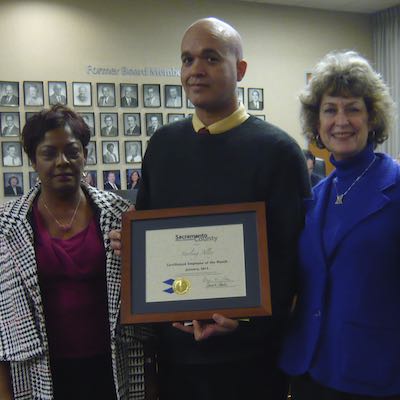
{"left": 145, "top": 224, "right": 246, "bottom": 302}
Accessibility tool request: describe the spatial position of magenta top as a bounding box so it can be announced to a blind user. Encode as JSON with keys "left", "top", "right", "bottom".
{"left": 33, "top": 202, "right": 111, "bottom": 359}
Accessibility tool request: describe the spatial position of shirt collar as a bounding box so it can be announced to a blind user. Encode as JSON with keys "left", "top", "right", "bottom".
{"left": 192, "top": 103, "right": 249, "bottom": 134}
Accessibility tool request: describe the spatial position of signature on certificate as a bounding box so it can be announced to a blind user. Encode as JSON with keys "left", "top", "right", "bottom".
{"left": 182, "top": 248, "right": 214, "bottom": 257}
{"left": 203, "top": 275, "right": 236, "bottom": 288}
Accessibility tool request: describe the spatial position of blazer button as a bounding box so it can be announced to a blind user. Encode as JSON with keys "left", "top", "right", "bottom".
{"left": 313, "top": 310, "right": 321, "bottom": 318}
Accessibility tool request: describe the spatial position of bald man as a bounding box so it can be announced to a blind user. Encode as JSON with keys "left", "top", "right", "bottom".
{"left": 112, "top": 17, "right": 310, "bottom": 400}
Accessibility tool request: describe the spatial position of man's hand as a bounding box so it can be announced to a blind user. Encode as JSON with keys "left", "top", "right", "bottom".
{"left": 172, "top": 313, "right": 239, "bottom": 341}
{"left": 109, "top": 229, "right": 122, "bottom": 256}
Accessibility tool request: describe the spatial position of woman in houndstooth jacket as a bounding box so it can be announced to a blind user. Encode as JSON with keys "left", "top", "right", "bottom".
{"left": 0, "top": 105, "right": 154, "bottom": 399}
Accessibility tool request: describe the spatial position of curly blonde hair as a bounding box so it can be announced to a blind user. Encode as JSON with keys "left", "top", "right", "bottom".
{"left": 300, "top": 50, "right": 395, "bottom": 148}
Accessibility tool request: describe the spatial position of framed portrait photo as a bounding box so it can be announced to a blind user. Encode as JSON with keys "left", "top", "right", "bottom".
{"left": 73, "top": 82, "right": 92, "bottom": 107}
{"left": 123, "top": 113, "right": 141, "bottom": 136}
{"left": 48, "top": 81, "right": 67, "bottom": 105}
{"left": 143, "top": 84, "right": 161, "bottom": 108}
{"left": 145, "top": 113, "right": 163, "bottom": 136}
{"left": 126, "top": 168, "right": 141, "bottom": 190}
{"left": 3, "top": 172, "right": 24, "bottom": 197}
{"left": 86, "top": 141, "right": 97, "bottom": 165}
{"left": 83, "top": 170, "right": 97, "bottom": 188}
{"left": 2, "top": 142, "right": 23, "bottom": 167}
{"left": 29, "top": 171, "right": 39, "bottom": 188}
{"left": 103, "top": 169, "right": 121, "bottom": 191}
{"left": 102, "top": 140, "right": 120, "bottom": 164}
{"left": 120, "top": 83, "right": 138, "bottom": 108}
{"left": 164, "top": 85, "right": 182, "bottom": 108}
{"left": 0, "top": 81, "right": 19, "bottom": 107}
{"left": 1, "top": 112, "right": 20, "bottom": 137}
{"left": 237, "top": 87, "right": 244, "bottom": 105}
{"left": 125, "top": 141, "right": 142, "bottom": 164}
{"left": 97, "top": 83, "right": 116, "bottom": 107}
{"left": 78, "top": 112, "right": 95, "bottom": 136}
{"left": 100, "top": 112, "right": 118, "bottom": 137}
{"left": 167, "top": 113, "right": 185, "bottom": 124}
{"left": 248, "top": 88, "right": 264, "bottom": 111}
{"left": 24, "top": 81, "right": 44, "bottom": 107}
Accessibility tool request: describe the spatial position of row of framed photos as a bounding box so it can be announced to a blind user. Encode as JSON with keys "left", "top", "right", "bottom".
{"left": 0, "top": 111, "right": 191, "bottom": 138}
{"left": 1, "top": 140, "right": 147, "bottom": 167}
{"left": 0, "top": 110, "right": 266, "bottom": 138}
{"left": 0, "top": 81, "right": 265, "bottom": 111}
{"left": 2, "top": 169, "right": 142, "bottom": 197}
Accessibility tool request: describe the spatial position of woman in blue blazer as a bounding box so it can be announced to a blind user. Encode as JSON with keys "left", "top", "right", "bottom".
{"left": 279, "top": 51, "right": 400, "bottom": 399}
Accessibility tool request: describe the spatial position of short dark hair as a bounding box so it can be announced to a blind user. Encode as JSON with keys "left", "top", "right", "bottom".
{"left": 8, "top": 175, "right": 19, "bottom": 185}
{"left": 21, "top": 105, "right": 90, "bottom": 163}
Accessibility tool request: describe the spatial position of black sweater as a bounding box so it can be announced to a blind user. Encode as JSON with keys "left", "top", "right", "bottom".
{"left": 136, "top": 116, "right": 310, "bottom": 364}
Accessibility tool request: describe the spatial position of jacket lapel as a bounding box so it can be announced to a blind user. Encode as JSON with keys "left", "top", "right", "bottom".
{"left": 304, "top": 176, "right": 333, "bottom": 266}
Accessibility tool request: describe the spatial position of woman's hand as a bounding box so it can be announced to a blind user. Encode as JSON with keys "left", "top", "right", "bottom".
{"left": 172, "top": 313, "right": 239, "bottom": 341}
{"left": 109, "top": 229, "right": 122, "bottom": 256}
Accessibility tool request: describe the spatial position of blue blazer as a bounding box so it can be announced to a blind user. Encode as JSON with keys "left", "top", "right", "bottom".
{"left": 279, "top": 153, "right": 400, "bottom": 396}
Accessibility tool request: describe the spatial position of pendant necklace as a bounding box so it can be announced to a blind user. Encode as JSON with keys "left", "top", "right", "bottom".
{"left": 333, "top": 156, "right": 376, "bottom": 205}
{"left": 42, "top": 195, "right": 82, "bottom": 232}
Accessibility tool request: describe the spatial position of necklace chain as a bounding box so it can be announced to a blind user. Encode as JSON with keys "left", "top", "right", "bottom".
{"left": 333, "top": 156, "right": 376, "bottom": 205}
{"left": 42, "top": 195, "right": 82, "bottom": 232}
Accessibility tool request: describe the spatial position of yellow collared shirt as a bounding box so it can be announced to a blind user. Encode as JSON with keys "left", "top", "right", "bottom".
{"left": 192, "top": 103, "right": 249, "bottom": 134}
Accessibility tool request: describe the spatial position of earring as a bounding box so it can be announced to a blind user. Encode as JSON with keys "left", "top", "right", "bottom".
{"left": 315, "top": 133, "right": 325, "bottom": 149}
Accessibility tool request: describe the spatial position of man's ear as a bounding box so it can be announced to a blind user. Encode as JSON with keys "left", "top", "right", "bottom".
{"left": 237, "top": 59, "right": 247, "bottom": 82}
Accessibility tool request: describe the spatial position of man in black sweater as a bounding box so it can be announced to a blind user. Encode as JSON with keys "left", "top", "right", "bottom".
{"left": 112, "top": 17, "right": 310, "bottom": 400}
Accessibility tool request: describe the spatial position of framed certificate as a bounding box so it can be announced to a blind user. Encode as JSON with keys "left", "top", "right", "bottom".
{"left": 121, "top": 202, "right": 271, "bottom": 324}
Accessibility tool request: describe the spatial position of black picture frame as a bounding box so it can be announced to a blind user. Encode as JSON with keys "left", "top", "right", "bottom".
{"left": 83, "top": 170, "right": 97, "bottom": 188}
{"left": 97, "top": 83, "right": 116, "bottom": 107}
{"left": 143, "top": 84, "right": 161, "bottom": 108}
{"left": 102, "top": 140, "right": 120, "bottom": 164}
{"left": 78, "top": 112, "right": 95, "bottom": 136}
{"left": 124, "top": 140, "right": 142, "bottom": 164}
{"left": 120, "top": 83, "right": 138, "bottom": 108}
{"left": 164, "top": 84, "right": 183, "bottom": 108}
{"left": 23, "top": 81, "right": 44, "bottom": 107}
{"left": 145, "top": 113, "right": 163, "bottom": 136}
{"left": 3, "top": 172, "right": 24, "bottom": 197}
{"left": 1, "top": 112, "right": 20, "bottom": 137}
{"left": 0, "top": 81, "right": 19, "bottom": 107}
{"left": 103, "top": 169, "right": 121, "bottom": 191}
{"left": 120, "top": 202, "right": 271, "bottom": 324}
{"left": 167, "top": 113, "right": 185, "bottom": 124}
{"left": 86, "top": 141, "right": 97, "bottom": 165}
{"left": 48, "top": 81, "right": 67, "bottom": 105}
{"left": 247, "top": 88, "right": 264, "bottom": 111}
{"left": 126, "top": 168, "right": 141, "bottom": 191}
{"left": 100, "top": 112, "right": 119, "bottom": 137}
{"left": 72, "top": 82, "right": 92, "bottom": 107}
{"left": 2, "top": 141, "right": 23, "bottom": 167}
{"left": 123, "top": 113, "right": 141, "bottom": 136}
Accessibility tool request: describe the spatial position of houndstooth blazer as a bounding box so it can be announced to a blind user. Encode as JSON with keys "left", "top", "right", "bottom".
{"left": 0, "top": 183, "right": 154, "bottom": 399}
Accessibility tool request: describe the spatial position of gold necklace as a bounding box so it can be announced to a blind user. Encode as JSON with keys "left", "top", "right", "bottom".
{"left": 333, "top": 156, "right": 376, "bottom": 205}
{"left": 42, "top": 195, "right": 82, "bottom": 232}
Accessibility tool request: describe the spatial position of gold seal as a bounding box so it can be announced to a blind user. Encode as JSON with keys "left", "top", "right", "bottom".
{"left": 173, "top": 278, "right": 191, "bottom": 295}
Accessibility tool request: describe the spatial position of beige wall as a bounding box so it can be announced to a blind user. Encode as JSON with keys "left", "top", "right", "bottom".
{"left": 0, "top": 0, "right": 372, "bottom": 202}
